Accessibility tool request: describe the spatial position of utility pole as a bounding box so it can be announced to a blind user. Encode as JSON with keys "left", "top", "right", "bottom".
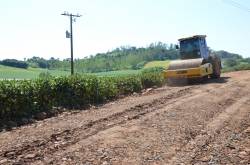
{"left": 61, "top": 11, "right": 81, "bottom": 75}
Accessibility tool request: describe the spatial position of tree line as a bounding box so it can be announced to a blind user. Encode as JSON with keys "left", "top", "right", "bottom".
{"left": 0, "top": 42, "right": 248, "bottom": 72}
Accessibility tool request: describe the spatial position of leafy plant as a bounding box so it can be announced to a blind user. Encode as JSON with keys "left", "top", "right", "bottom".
{"left": 0, "top": 71, "right": 166, "bottom": 128}
{"left": 39, "top": 72, "right": 53, "bottom": 79}
{"left": 141, "top": 67, "right": 165, "bottom": 88}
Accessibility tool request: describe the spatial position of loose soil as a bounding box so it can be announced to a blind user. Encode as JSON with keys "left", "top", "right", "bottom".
{"left": 0, "top": 71, "right": 249, "bottom": 165}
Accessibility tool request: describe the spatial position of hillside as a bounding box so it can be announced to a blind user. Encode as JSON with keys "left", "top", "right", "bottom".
{"left": 25, "top": 45, "right": 247, "bottom": 73}
{"left": 24, "top": 42, "right": 179, "bottom": 73}
{"left": 143, "top": 60, "right": 170, "bottom": 69}
{"left": 0, "top": 65, "right": 69, "bottom": 79}
{"left": 0, "top": 65, "right": 142, "bottom": 79}
{"left": 0, "top": 42, "right": 249, "bottom": 79}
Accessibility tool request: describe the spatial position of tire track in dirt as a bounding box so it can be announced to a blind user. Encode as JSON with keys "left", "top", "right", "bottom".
{"left": 0, "top": 71, "right": 250, "bottom": 165}
{"left": 44, "top": 73, "right": 250, "bottom": 165}
{"left": 168, "top": 95, "right": 250, "bottom": 164}
{"left": 0, "top": 87, "right": 195, "bottom": 164}
{"left": 0, "top": 85, "right": 188, "bottom": 150}
{"left": 1, "top": 77, "right": 238, "bottom": 164}
{"left": 191, "top": 104, "right": 250, "bottom": 165}
{"left": 38, "top": 75, "right": 250, "bottom": 164}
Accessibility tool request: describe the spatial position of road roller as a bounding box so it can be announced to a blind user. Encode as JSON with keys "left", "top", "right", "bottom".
{"left": 164, "top": 35, "right": 221, "bottom": 84}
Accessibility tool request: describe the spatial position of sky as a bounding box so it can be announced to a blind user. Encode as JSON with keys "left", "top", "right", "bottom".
{"left": 0, "top": 0, "right": 250, "bottom": 60}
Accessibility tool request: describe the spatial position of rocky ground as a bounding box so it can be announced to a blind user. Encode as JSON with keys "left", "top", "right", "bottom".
{"left": 0, "top": 71, "right": 249, "bottom": 165}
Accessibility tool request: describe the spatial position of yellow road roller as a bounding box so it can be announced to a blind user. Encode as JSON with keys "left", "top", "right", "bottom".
{"left": 164, "top": 35, "right": 221, "bottom": 84}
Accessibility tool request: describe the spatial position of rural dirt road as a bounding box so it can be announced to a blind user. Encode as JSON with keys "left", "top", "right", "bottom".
{"left": 0, "top": 71, "right": 249, "bottom": 165}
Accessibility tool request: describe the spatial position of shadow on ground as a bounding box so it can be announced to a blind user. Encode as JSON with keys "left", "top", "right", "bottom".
{"left": 205, "top": 76, "right": 230, "bottom": 84}
{"left": 167, "top": 76, "right": 230, "bottom": 87}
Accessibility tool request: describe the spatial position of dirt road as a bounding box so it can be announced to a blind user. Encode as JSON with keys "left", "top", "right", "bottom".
{"left": 0, "top": 71, "right": 249, "bottom": 165}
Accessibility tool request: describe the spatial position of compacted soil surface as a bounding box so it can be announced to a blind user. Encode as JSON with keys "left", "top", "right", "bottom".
{"left": 0, "top": 71, "right": 249, "bottom": 165}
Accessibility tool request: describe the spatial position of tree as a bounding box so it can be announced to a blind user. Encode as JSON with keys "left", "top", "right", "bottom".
{"left": 27, "top": 56, "right": 48, "bottom": 68}
{"left": 224, "top": 58, "right": 238, "bottom": 67}
{"left": 0, "top": 59, "right": 28, "bottom": 69}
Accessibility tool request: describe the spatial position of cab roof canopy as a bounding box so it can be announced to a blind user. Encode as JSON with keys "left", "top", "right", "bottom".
{"left": 178, "top": 35, "right": 206, "bottom": 42}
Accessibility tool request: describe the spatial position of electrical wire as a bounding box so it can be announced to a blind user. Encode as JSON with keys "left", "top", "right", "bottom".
{"left": 222, "top": 0, "right": 250, "bottom": 12}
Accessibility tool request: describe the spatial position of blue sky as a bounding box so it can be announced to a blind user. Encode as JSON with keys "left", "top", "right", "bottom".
{"left": 0, "top": 0, "right": 250, "bottom": 60}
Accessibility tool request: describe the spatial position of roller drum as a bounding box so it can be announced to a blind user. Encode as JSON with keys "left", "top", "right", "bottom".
{"left": 168, "top": 58, "right": 205, "bottom": 70}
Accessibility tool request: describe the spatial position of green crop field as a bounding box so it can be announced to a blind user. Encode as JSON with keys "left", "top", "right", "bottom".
{"left": 0, "top": 65, "right": 69, "bottom": 79}
{"left": 0, "top": 68, "right": 164, "bottom": 127}
{"left": 93, "top": 70, "right": 140, "bottom": 77}
{"left": 144, "top": 60, "right": 170, "bottom": 69}
{"left": 0, "top": 65, "right": 141, "bottom": 79}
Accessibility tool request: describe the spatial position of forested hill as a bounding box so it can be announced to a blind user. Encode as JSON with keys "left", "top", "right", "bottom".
{"left": 214, "top": 50, "right": 243, "bottom": 59}
{"left": 74, "top": 42, "right": 179, "bottom": 72}
{"left": 31, "top": 43, "right": 246, "bottom": 73}
{"left": 28, "top": 42, "right": 180, "bottom": 72}
{"left": 0, "top": 42, "right": 247, "bottom": 73}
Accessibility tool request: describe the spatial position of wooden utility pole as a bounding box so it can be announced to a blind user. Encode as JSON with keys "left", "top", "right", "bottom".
{"left": 61, "top": 12, "right": 81, "bottom": 75}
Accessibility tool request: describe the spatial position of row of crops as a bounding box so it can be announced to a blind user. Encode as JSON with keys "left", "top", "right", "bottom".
{"left": 0, "top": 68, "right": 165, "bottom": 129}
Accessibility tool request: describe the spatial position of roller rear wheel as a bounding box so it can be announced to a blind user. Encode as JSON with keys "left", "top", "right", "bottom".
{"left": 209, "top": 55, "right": 221, "bottom": 79}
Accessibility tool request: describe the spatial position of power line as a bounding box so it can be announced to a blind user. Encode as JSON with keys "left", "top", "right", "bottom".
{"left": 61, "top": 11, "right": 82, "bottom": 75}
{"left": 222, "top": 0, "right": 250, "bottom": 12}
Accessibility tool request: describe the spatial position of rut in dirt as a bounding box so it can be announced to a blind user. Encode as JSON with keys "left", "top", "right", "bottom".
{"left": 46, "top": 72, "right": 250, "bottom": 165}
{"left": 0, "top": 87, "right": 194, "bottom": 162}
{"left": 0, "top": 71, "right": 250, "bottom": 165}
